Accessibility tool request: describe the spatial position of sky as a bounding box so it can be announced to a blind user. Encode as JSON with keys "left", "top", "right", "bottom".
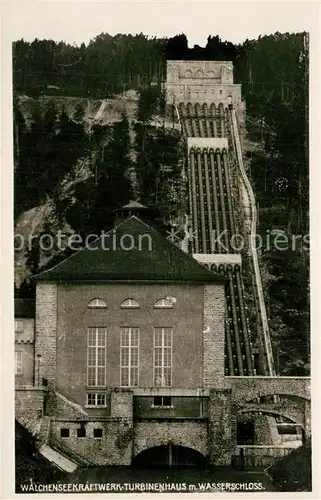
{"left": 3, "top": 1, "right": 318, "bottom": 46}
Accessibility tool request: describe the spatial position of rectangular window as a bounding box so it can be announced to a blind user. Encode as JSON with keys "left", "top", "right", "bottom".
{"left": 154, "top": 327, "right": 172, "bottom": 387}
{"left": 152, "top": 396, "right": 172, "bottom": 408}
{"left": 77, "top": 427, "right": 86, "bottom": 438}
{"left": 94, "top": 428, "right": 103, "bottom": 438}
{"left": 120, "top": 327, "right": 139, "bottom": 387}
{"left": 15, "top": 321, "right": 24, "bottom": 333}
{"left": 87, "top": 327, "right": 106, "bottom": 387}
{"left": 15, "top": 351, "right": 22, "bottom": 375}
{"left": 86, "top": 393, "right": 106, "bottom": 406}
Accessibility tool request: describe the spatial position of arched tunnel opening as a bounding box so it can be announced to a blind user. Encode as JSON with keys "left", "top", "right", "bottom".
{"left": 132, "top": 445, "right": 207, "bottom": 468}
{"left": 237, "top": 410, "right": 304, "bottom": 446}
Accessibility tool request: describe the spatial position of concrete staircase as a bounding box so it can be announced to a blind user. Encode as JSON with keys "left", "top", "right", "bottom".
{"left": 49, "top": 437, "right": 95, "bottom": 468}
{"left": 38, "top": 444, "right": 77, "bottom": 473}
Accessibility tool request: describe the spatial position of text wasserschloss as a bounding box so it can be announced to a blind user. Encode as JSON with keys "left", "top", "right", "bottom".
{"left": 20, "top": 481, "right": 265, "bottom": 493}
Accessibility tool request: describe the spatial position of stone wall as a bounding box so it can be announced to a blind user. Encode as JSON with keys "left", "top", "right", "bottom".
{"left": 207, "top": 389, "right": 233, "bottom": 465}
{"left": 15, "top": 387, "right": 46, "bottom": 437}
{"left": 233, "top": 445, "right": 297, "bottom": 468}
{"left": 50, "top": 418, "right": 132, "bottom": 466}
{"left": 133, "top": 421, "right": 208, "bottom": 457}
{"left": 225, "top": 376, "right": 311, "bottom": 402}
{"left": 253, "top": 414, "right": 276, "bottom": 445}
{"left": 111, "top": 390, "right": 133, "bottom": 420}
{"left": 35, "top": 283, "right": 57, "bottom": 388}
{"left": 15, "top": 343, "right": 34, "bottom": 386}
{"left": 203, "top": 284, "right": 226, "bottom": 387}
{"left": 46, "top": 390, "right": 89, "bottom": 419}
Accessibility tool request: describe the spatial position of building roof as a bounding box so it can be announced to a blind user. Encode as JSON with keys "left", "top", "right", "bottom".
{"left": 121, "top": 201, "right": 147, "bottom": 210}
{"left": 34, "top": 216, "right": 225, "bottom": 284}
{"left": 15, "top": 299, "right": 35, "bottom": 318}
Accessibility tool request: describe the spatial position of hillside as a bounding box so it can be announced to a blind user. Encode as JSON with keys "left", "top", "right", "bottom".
{"left": 14, "top": 87, "right": 185, "bottom": 288}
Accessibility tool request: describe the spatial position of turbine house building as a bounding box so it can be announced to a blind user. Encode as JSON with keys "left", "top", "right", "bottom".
{"left": 16, "top": 210, "right": 234, "bottom": 467}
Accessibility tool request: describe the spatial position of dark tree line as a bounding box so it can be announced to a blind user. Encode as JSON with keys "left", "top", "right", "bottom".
{"left": 165, "top": 34, "right": 239, "bottom": 60}
{"left": 13, "top": 33, "right": 239, "bottom": 99}
{"left": 14, "top": 98, "right": 89, "bottom": 216}
{"left": 13, "top": 34, "right": 167, "bottom": 98}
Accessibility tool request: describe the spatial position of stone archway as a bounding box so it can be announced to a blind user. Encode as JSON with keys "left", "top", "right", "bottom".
{"left": 228, "top": 377, "right": 310, "bottom": 403}
{"left": 133, "top": 421, "right": 208, "bottom": 459}
{"left": 235, "top": 406, "right": 306, "bottom": 451}
{"left": 132, "top": 444, "right": 207, "bottom": 468}
{"left": 237, "top": 405, "right": 305, "bottom": 430}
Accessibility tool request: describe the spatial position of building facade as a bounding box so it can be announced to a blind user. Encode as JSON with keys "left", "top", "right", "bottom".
{"left": 14, "top": 299, "right": 35, "bottom": 387}
{"left": 166, "top": 60, "right": 245, "bottom": 123}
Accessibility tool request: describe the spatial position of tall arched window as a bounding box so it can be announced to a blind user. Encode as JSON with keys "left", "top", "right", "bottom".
{"left": 87, "top": 298, "right": 107, "bottom": 309}
{"left": 121, "top": 298, "right": 140, "bottom": 309}
{"left": 154, "top": 298, "right": 175, "bottom": 309}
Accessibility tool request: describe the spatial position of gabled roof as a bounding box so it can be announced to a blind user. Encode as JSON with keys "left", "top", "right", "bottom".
{"left": 34, "top": 216, "right": 224, "bottom": 284}
{"left": 15, "top": 299, "right": 35, "bottom": 318}
{"left": 121, "top": 201, "right": 147, "bottom": 209}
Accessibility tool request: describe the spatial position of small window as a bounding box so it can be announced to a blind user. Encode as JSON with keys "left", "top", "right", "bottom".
{"left": 94, "top": 428, "right": 103, "bottom": 438}
{"left": 15, "top": 351, "right": 22, "bottom": 375}
{"left": 15, "top": 321, "right": 24, "bottom": 333}
{"left": 87, "top": 298, "right": 107, "bottom": 309}
{"left": 87, "top": 393, "right": 106, "bottom": 406}
{"left": 61, "top": 428, "right": 69, "bottom": 438}
{"left": 77, "top": 427, "right": 86, "bottom": 438}
{"left": 153, "top": 396, "right": 162, "bottom": 406}
{"left": 163, "top": 396, "right": 172, "bottom": 407}
{"left": 121, "top": 298, "right": 140, "bottom": 309}
{"left": 154, "top": 298, "right": 174, "bottom": 309}
{"left": 152, "top": 396, "right": 172, "bottom": 408}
